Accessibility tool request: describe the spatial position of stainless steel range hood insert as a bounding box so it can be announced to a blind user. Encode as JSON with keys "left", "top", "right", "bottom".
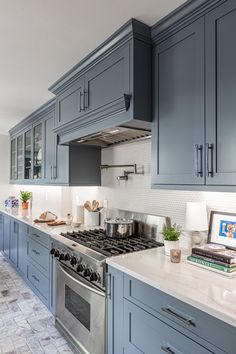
{"left": 75, "top": 127, "right": 151, "bottom": 147}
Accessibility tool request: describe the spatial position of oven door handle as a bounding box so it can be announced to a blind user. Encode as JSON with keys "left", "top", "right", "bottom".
{"left": 58, "top": 264, "right": 105, "bottom": 297}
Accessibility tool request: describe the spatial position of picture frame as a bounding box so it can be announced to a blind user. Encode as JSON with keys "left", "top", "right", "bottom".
{"left": 208, "top": 211, "right": 236, "bottom": 250}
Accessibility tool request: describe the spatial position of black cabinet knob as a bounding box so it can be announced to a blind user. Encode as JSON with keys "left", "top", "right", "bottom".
{"left": 64, "top": 253, "right": 71, "bottom": 261}
{"left": 54, "top": 250, "right": 60, "bottom": 258}
{"left": 59, "top": 253, "right": 65, "bottom": 261}
{"left": 83, "top": 268, "right": 91, "bottom": 277}
{"left": 77, "top": 264, "right": 84, "bottom": 273}
{"left": 90, "top": 272, "right": 98, "bottom": 282}
{"left": 70, "top": 256, "right": 77, "bottom": 266}
{"left": 50, "top": 248, "right": 55, "bottom": 255}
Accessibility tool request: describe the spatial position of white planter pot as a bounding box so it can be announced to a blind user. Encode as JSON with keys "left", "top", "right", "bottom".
{"left": 164, "top": 240, "right": 179, "bottom": 256}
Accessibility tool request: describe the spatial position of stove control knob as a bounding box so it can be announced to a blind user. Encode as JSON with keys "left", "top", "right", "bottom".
{"left": 70, "top": 256, "right": 77, "bottom": 266}
{"left": 54, "top": 250, "right": 60, "bottom": 258}
{"left": 83, "top": 268, "right": 91, "bottom": 277}
{"left": 64, "top": 253, "right": 71, "bottom": 261}
{"left": 59, "top": 253, "right": 65, "bottom": 261}
{"left": 77, "top": 264, "right": 84, "bottom": 273}
{"left": 90, "top": 272, "right": 98, "bottom": 282}
{"left": 50, "top": 248, "right": 55, "bottom": 255}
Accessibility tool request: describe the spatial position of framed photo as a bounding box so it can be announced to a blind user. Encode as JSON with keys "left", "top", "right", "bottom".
{"left": 208, "top": 211, "right": 236, "bottom": 250}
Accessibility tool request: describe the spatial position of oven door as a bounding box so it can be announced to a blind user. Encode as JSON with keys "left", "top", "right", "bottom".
{"left": 56, "top": 262, "right": 105, "bottom": 354}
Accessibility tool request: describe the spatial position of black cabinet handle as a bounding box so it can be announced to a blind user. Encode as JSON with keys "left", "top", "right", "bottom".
{"left": 206, "top": 143, "right": 213, "bottom": 177}
{"left": 161, "top": 346, "right": 176, "bottom": 354}
{"left": 32, "top": 274, "right": 39, "bottom": 282}
{"left": 32, "top": 249, "right": 40, "bottom": 255}
{"left": 194, "top": 144, "right": 203, "bottom": 177}
{"left": 79, "top": 92, "right": 85, "bottom": 112}
{"left": 32, "top": 233, "right": 40, "bottom": 238}
{"left": 161, "top": 307, "right": 195, "bottom": 327}
{"left": 84, "top": 90, "right": 89, "bottom": 109}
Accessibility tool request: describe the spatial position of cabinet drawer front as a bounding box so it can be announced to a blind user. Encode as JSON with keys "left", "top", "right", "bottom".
{"left": 27, "top": 262, "right": 49, "bottom": 302}
{"left": 124, "top": 300, "right": 212, "bottom": 354}
{"left": 124, "top": 274, "right": 234, "bottom": 351}
{"left": 29, "top": 227, "right": 50, "bottom": 248}
{"left": 28, "top": 238, "right": 49, "bottom": 273}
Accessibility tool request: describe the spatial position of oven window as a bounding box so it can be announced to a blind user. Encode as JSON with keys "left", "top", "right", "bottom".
{"left": 65, "top": 285, "right": 90, "bottom": 331}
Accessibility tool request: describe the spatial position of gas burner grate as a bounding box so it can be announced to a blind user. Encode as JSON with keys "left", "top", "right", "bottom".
{"left": 60, "top": 229, "right": 163, "bottom": 257}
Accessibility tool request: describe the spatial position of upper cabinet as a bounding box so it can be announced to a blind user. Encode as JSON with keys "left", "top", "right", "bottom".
{"left": 9, "top": 99, "right": 101, "bottom": 186}
{"left": 152, "top": 0, "right": 236, "bottom": 190}
{"left": 49, "top": 19, "right": 152, "bottom": 145}
{"left": 205, "top": 0, "right": 236, "bottom": 186}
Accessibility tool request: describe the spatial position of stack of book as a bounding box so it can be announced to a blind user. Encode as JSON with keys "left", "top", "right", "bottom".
{"left": 187, "top": 246, "right": 236, "bottom": 277}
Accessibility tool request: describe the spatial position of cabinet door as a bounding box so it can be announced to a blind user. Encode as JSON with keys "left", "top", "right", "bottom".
{"left": 107, "top": 267, "right": 124, "bottom": 354}
{"left": 10, "top": 139, "right": 17, "bottom": 181}
{"left": 10, "top": 220, "right": 19, "bottom": 266}
{"left": 152, "top": 18, "right": 205, "bottom": 185}
{"left": 17, "top": 135, "right": 23, "bottom": 180}
{"left": 44, "top": 114, "right": 56, "bottom": 183}
{"left": 206, "top": 0, "right": 236, "bottom": 185}
{"left": 24, "top": 129, "right": 32, "bottom": 180}
{"left": 54, "top": 144, "right": 69, "bottom": 184}
{"left": 124, "top": 300, "right": 212, "bottom": 354}
{"left": 33, "top": 122, "right": 43, "bottom": 180}
{"left": 18, "top": 222, "right": 29, "bottom": 278}
{"left": 0, "top": 213, "right": 3, "bottom": 251}
{"left": 84, "top": 43, "right": 130, "bottom": 122}
{"left": 56, "top": 77, "right": 85, "bottom": 127}
{"left": 3, "top": 216, "right": 10, "bottom": 258}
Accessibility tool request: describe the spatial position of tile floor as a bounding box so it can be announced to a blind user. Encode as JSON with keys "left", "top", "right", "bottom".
{"left": 0, "top": 253, "right": 76, "bottom": 354}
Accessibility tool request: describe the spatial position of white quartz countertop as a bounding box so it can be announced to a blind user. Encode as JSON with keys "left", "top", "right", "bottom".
{"left": 106, "top": 247, "right": 236, "bottom": 327}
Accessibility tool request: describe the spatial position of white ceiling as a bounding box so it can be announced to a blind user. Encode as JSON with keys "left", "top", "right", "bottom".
{"left": 0, "top": 0, "right": 186, "bottom": 134}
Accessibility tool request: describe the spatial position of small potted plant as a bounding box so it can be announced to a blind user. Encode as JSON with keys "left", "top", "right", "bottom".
{"left": 161, "top": 223, "right": 182, "bottom": 256}
{"left": 20, "top": 191, "right": 32, "bottom": 210}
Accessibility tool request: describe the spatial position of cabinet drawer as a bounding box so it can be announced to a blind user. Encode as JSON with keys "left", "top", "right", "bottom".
{"left": 29, "top": 227, "right": 50, "bottom": 248}
{"left": 124, "top": 300, "right": 213, "bottom": 354}
{"left": 124, "top": 274, "right": 235, "bottom": 352}
{"left": 28, "top": 238, "right": 49, "bottom": 274}
{"left": 27, "top": 262, "right": 49, "bottom": 302}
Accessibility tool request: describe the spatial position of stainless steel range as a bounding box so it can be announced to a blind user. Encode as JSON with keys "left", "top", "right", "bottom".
{"left": 51, "top": 210, "right": 170, "bottom": 354}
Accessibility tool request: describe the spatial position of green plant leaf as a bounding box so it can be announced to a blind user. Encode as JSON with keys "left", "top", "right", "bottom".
{"left": 161, "top": 223, "right": 182, "bottom": 241}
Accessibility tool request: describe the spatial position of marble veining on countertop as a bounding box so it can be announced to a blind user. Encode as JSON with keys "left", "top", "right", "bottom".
{"left": 106, "top": 247, "right": 236, "bottom": 327}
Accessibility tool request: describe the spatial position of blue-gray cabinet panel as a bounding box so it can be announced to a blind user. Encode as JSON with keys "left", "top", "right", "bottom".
{"left": 56, "top": 77, "right": 85, "bottom": 127}
{"left": 124, "top": 300, "right": 213, "bottom": 354}
{"left": 205, "top": 0, "right": 236, "bottom": 185}
{"left": 44, "top": 113, "right": 56, "bottom": 183}
{"left": 0, "top": 213, "right": 3, "bottom": 251}
{"left": 84, "top": 43, "right": 130, "bottom": 119}
{"left": 3, "top": 215, "right": 10, "bottom": 258}
{"left": 152, "top": 18, "right": 205, "bottom": 186}
{"left": 18, "top": 222, "right": 29, "bottom": 278}
{"left": 28, "top": 237, "right": 49, "bottom": 274}
{"left": 107, "top": 266, "right": 124, "bottom": 354}
{"left": 9, "top": 219, "right": 19, "bottom": 266}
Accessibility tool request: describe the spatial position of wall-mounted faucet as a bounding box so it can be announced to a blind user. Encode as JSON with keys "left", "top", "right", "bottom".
{"left": 100, "top": 164, "right": 144, "bottom": 181}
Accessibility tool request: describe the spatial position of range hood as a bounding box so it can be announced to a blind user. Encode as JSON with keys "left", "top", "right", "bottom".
{"left": 75, "top": 126, "right": 151, "bottom": 147}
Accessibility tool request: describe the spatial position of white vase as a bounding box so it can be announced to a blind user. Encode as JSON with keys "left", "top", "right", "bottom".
{"left": 164, "top": 240, "right": 179, "bottom": 256}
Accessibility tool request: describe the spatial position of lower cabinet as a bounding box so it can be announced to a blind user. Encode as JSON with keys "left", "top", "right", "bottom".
{"left": 107, "top": 266, "right": 235, "bottom": 354}
{"left": 0, "top": 214, "right": 53, "bottom": 311}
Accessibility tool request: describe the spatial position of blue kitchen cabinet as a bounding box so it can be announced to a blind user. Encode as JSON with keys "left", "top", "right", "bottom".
{"left": 3, "top": 215, "right": 11, "bottom": 258}
{"left": 152, "top": 18, "right": 205, "bottom": 186}
{"left": 18, "top": 222, "right": 29, "bottom": 278}
{"left": 205, "top": 0, "right": 236, "bottom": 185}
{"left": 0, "top": 213, "right": 3, "bottom": 251}
{"left": 49, "top": 19, "right": 151, "bottom": 145}
{"left": 9, "top": 219, "right": 19, "bottom": 267}
{"left": 107, "top": 266, "right": 235, "bottom": 354}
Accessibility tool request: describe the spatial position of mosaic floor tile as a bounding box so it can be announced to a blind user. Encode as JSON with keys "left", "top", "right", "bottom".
{"left": 0, "top": 254, "right": 76, "bottom": 354}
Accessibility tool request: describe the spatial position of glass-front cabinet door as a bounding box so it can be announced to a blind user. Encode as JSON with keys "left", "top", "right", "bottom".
{"left": 33, "top": 123, "right": 43, "bottom": 180}
{"left": 24, "top": 129, "right": 32, "bottom": 180}
{"left": 17, "top": 135, "right": 23, "bottom": 180}
{"left": 10, "top": 139, "right": 17, "bottom": 181}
